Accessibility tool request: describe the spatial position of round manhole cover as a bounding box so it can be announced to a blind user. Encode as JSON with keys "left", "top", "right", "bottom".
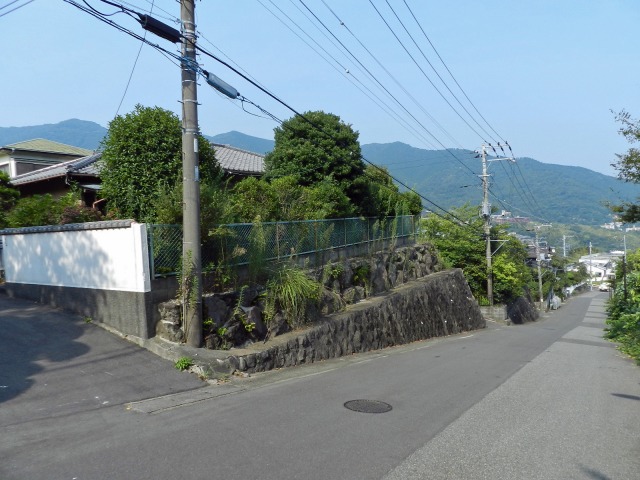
{"left": 344, "top": 399, "right": 392, "bottom": 414}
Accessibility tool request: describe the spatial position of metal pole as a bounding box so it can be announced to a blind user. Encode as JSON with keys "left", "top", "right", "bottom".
{"left": 181, "top": 0, "right": 202, "bottom": 347}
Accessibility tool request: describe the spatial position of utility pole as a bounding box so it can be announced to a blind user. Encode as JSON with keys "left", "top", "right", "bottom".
{"left": 528, "top": 224, "right": 551, "bottom": 309}
{"left": 588, "top": 242, "right": 593, "bottom": 291}
{"left": 181, "top": 0, "right": 202, "bottom": 347}
{"left": 562, "top": 235, "right": 574, "bottom": 257}
{"left": 536, "top": 229, "right": 544, "bottom": 305}
{"left": 479, "top": 143, "right": 514, "bottom": 306}
{"left": 623, "top": 234, "right": 628, "bottom": 301}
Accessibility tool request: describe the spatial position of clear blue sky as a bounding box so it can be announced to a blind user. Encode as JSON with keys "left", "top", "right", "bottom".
{"left": 1, "top": 0, "right": 638, "bottom": 176}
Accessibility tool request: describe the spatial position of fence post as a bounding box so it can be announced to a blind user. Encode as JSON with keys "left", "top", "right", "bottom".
{"left": 275, "top": 221, "right": 280, "bottom": 260}
{"left": 147, "top": 224, "right": 156, "bottom": 279}
{"left": 343, "top": 218, "right": 347, "bottom": 247}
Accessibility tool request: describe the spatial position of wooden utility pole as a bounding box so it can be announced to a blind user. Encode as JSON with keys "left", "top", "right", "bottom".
{"left": 480, "top": 145, "right": 493, "bottom": 306}
{"left": 181, "top": 0, "right": 202, "bottom": 347}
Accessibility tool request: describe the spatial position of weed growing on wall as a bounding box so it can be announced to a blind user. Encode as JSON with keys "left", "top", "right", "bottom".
{"left": 264, "top": 262, "right": 321, "bottom": 328}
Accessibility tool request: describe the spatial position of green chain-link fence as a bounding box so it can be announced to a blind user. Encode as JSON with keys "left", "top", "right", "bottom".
{"left": 148, "top": 216, "right": 417, "bottom": 278}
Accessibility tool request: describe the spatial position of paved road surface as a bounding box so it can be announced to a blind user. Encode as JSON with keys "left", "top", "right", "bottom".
{"left": 1, "top": 291, "right": 638, "bottom": 479}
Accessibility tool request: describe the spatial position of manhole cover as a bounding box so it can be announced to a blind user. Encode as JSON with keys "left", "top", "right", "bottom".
{"left": 344, "top": 399, "right": 392, "bottom": 414}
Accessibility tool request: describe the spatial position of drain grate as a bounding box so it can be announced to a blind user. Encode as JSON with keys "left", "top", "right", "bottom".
{"left": 344, "top": 399, "right": 392, "bottom": 414}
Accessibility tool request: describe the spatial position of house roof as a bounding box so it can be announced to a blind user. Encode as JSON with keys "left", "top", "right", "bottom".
{"left": 10, "top": 144, "right": 264, "bottom": 187}
{"left": 10, "top": 152, "right": 102, "bottom": 186}
{"left": 213, "top": 144, "right": 265, "bottom": 175}
{"left": 1, "top": 139, "right": 93, "bottom": 157}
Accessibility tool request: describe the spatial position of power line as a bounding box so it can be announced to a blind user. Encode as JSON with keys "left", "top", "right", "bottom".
{"left": 64, "top": 0, "right": 483, "bottom": 233}
{"left": 114, "top": 0, "right": 155, "bottom": 117}
{"left": 0, "top": 0, "right": 34, "bottom": 18}
{"left": 194, "top": 44, "right": 479, "bottom": 232}
{"left": 296, "top": 0, "right": 479, "bottom": 182}
{"left": 313, "top": 0, "right": 462, "bottom": 148}
{"left": 368, "top": 0, "right": 488, "bottom": 142}
{"left": 401, "top": 0, "right": 504, "bottom": 142}
{"left": 255, "top": 0, "right": 439, "bottom": 151}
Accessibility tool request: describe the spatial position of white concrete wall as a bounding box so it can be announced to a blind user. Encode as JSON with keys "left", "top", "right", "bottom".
{"left": 1, "top": 223, "right": 151, "bottom": 292}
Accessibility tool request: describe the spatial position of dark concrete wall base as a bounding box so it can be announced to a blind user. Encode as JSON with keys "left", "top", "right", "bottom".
{"left": 4, "top": 283, "right": 154, "bottom": 339}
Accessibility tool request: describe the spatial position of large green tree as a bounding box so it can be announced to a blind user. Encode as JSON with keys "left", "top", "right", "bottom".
{"left": 0, "top": 172, "right": 19, "bottom": 228}
{"left": 100, "top": 105, "right": 219, "bottom": 222}
{"left": 610, "top": 110, "right": 640, "bottom": 222}
{"left": 264, "top": 111, "right": 369, "bottom": 215}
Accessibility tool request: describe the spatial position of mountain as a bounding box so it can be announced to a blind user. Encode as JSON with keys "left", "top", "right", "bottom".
{"left": 206, "top": 131, "right": 274, "bottom": 154}
{"left": 2, "top": 120, "right": 637, "bottom": 226}
{"left": 0, "top": 119, "right": 107, "bottom": 150}
{"left": 361, "top": 142, "right": 640, "bottom": 226}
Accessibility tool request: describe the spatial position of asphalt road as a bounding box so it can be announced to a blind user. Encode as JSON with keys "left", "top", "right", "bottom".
{"left": 1, "top": 291, "right": 638, "bottom": 479}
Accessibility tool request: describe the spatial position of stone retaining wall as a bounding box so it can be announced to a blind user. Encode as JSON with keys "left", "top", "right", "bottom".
{"left": 216, "top": 269, "right": 485, "bottom": 374}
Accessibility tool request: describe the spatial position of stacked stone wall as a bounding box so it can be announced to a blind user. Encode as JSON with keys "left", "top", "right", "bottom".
{"left": 219, "top": 269, "right": 485, "bottom": 374}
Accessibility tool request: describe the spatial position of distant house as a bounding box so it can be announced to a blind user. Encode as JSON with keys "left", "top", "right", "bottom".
{"left": 0, "top": 139, "right": 93, "bottom": 178}
{"left": 10, "top": 152, "right": 102, "bottom": 206}
{"left": 9, "top": 143, "right": 265, "bottom": 207}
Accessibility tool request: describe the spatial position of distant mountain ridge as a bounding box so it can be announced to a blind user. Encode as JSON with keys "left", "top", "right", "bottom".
{"left": 0, "top": 119, "right": 107, "bottom": 151}
{"left": 2, "top": 120, "right": 636, "bottom": 226}
{"left": 205, "top": 131, "right": 274, "bottom": 154}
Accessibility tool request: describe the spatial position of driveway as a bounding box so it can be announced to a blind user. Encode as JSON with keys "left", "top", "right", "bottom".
{"left": 0, "top": 293, "right": 204, "bottom": 426}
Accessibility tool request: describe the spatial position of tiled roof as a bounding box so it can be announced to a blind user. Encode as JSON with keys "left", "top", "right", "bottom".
{"left": 10, "top": 153, "right": 102, "bottom": 186}
{"left": 2, "top": 139, "right": 93, "bottom": 157}
{"left": 10, "top": 144, "right": 264, "bottom": 186}
{"left": 213, "top": 144, "right": 265, "bottom": 175}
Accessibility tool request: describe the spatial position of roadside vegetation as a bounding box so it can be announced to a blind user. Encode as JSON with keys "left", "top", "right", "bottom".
{"left": 419, "top": 205, "right": 589, "bottom": 305}
{"left": 603, "top": 109, "right": 640, "bottom": 364}
{"left": 606, "top": 251, "right": 640, "bottom": 364}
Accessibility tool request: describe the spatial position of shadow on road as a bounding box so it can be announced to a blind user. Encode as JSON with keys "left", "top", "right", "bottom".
{"left": 0, "top": 294, "right": 90, "bottom": 404}
{"left": 579, "top": 465, "right": 612, "bottom": 480}
{"left": 611, "top": 392, "right": 640, "bottom": 401}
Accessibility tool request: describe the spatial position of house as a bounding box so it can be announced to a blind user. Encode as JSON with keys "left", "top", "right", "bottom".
{"left": 211, "top": 143, "right": 265, "bottom": 178}
{"left": 9, "top": 143, "right": 265, "bottom": 206}
{"left": 0, "top": 139, "right": 93, "bottom": 178}
{"left": 10, "top": 152, "right": 102, "bottom": 206}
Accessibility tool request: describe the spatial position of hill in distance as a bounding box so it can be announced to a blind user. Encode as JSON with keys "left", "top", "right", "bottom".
{"left": 206, "top": 131, "right": 274, "bottom": 154}
{"left": 2, "top": 120, "right": 638, "bottom": 227}
{"left": 362, "top": 142, "right": 640, "bottom": 226}
{"left": 0, "top": 119, "right": 107, "bottom": 151}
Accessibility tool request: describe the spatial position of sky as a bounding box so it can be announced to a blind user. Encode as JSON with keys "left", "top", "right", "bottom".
{"left": 1, "top": 0, "right": 639, "bottom": 177}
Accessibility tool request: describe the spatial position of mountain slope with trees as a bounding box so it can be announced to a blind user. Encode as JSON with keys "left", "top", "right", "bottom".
{"left": 2, "top": 120, "right": 637, "bottom": 226}
{"left": 361, "top": 142, "right": 640, "bottom": 226}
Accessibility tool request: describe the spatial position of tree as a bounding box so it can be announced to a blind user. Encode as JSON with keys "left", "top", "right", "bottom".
{"left": 264, "top": 111, "right": 369, "bottom": 214}
{"left": 420, "top": 204, "right": 533, "bottom": 303}
{"left": 609, "top": 110, "right": 640, "bottom": 222}
{"left": 100, "top": 105, "right": 219, "bottom": 222}
{"left": 0, "top": 172, "right": 19, "bottom": 228}
{"left": 364, "top": 165, "right": 423, "bottom": 217}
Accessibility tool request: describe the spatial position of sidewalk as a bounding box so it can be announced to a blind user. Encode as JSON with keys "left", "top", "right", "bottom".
{"left": 383, "top": 291, "right": 640, "bottom": 480}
